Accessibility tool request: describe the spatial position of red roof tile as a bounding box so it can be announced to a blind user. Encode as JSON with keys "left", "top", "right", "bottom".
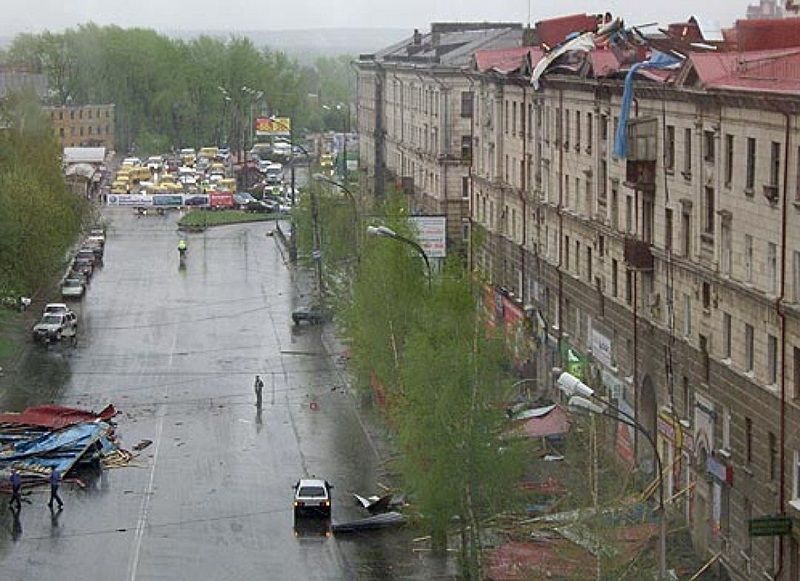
{"left": 688, "top": 48, "right": 800, "bottom": 94}
{"left": 474, "top": 46, "right": 544, "bottom": 74}
{"left": 535, "top": 13, "right": 599, "bottom": 49}
{"left": 587, "top": 49, "right": 621, "bottom": 77}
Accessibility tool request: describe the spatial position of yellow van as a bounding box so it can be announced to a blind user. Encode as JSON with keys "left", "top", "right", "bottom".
{"left": 199, "top": 146, "right": 219, "bottom": 160}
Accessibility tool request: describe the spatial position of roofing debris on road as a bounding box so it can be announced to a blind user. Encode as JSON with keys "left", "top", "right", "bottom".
{"left": 0, "top": 403, "right": 138, "bottom": 491}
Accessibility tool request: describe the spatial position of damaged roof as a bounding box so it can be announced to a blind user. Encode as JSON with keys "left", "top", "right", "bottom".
{"left": 680, "top": 47, "right": 800, "bottom": 94}
{"left": 474, "top": 46, "right": 543, "bottom": 74}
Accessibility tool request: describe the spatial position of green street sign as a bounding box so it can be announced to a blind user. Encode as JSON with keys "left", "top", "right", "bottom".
{"left": 748, "top": 516, "right": 793, "bottom": 537}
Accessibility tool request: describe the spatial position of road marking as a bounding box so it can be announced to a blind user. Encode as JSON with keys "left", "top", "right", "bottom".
{"left": 127, "top": 331, "right": 175, "bottom": 581}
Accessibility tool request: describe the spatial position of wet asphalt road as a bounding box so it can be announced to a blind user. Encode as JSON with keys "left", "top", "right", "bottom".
{"left": 0, "top": 208, "right": 452, "bottom": 580}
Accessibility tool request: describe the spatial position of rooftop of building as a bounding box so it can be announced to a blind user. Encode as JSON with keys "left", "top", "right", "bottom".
{"left": 362, "top": 22, "right": 524, "bottom": 68}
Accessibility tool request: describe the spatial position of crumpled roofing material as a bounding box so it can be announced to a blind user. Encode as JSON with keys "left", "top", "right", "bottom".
{"left": 0, "top": 403, "right": 117, "bottom": 429}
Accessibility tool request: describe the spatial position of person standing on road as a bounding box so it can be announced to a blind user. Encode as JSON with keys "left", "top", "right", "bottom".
{"left": 9, "top": 469, "right": 22, "bottom": 511}
{"left": 254, "top": 375, "right": 264, "bottom": 409}
{"left": 48, "top": 469, "right": 63, "bottom": 510}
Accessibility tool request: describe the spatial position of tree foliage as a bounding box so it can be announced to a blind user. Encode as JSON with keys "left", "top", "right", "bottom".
{"left": 0, "top": 91, "right": 89, "bottom": 295}
{"left": 3, "top": 26, "right": 356, "bottom": 154}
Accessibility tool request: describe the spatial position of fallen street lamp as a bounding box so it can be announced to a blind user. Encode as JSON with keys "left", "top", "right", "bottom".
{"left": 366, "top": 225, "right": 431, "bottom": 289}
{"left": 558, "top": 371, "right": 667, "bottom": 580}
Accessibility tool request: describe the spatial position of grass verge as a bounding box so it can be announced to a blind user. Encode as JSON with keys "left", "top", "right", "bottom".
{"left": 0, "top": 309, "right": 20, "bottom": 364}
{"left": 178, "top": 210, "right": 283, "bottom": 229}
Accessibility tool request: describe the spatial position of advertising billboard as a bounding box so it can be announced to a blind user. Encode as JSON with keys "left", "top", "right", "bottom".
{"left": 255, "top": 117, "right": 291, "bottom": 137}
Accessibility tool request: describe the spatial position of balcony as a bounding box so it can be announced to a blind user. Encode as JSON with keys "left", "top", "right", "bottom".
{"left": 624, "top": 160, "right": 656, "bottom": 192}
{"left": 624, "top": 237, "right": 654, "bottom": 271}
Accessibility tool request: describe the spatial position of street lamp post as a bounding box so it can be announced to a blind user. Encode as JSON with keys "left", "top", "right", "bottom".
{"left": 314, "top": 174, "right": 358, "bottom": 248}
{"left": 556, "top": 371, "right": 667, "bottom": 581}
{"left": 366, "top": 225, "right": 431, "bottom": 289}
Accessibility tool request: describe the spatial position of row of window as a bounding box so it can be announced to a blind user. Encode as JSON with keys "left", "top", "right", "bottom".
{"left": 56, "top": 125, "right": 111, "bottom": 138}
{"left": 49, "top": 107, "right": 112, "bottom": 121}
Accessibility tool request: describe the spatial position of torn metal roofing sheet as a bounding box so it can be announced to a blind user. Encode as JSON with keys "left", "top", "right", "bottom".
{"left": 535, "top": 13, "right": 600, "bottom": 49}
{"left": 0, "top": 404, "right": 117, "bottom": 429}
{"left": 474, "top": 46, "right": 543, "bottom": 74}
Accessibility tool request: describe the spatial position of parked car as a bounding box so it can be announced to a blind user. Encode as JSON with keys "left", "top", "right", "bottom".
{"left": 32, "top": 311, "right": 77, "bottom": 343}
{"left": 146, "top": 156, "right": 163, "bottom": 172}
{"left": 61, "top": 277, "right": 85, "bottom": 299}
{"left": 246, "top": 200, "right": 274, "bottom": 214}
{"left": 43, "top": 303, "right": 71, "bottom": 316}
{"left": 292, "top": 305, "right": 330, "bottom": 325}
{"left": 293, "top": 478, "right": 333, "bottom": 518}
{"left": 72, "top": 256, "right": 94, "bottom": 278}
{"left": 233, "top": 192, "right": 257, "bottom": 209}
{"left": 79, "top": 246, "right": 103, "bottom": 265}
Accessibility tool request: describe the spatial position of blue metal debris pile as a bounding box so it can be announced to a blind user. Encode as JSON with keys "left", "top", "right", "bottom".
{"left": 0, "top": 404, "right": 132, "bottom": 491}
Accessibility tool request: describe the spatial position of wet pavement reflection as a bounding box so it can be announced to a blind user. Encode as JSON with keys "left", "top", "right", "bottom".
{"left": 0, "top": 207, "right": 454, "bottom": 580}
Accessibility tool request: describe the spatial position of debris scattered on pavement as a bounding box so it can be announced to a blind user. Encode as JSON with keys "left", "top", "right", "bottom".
{"left": 0, "top": 403, "right": 138, "bottom": 492}
{"left": 332, "top": 511, "right": 407, "bottom": 533}
{"left": 132, "top": 439, "right": 153, "bottom": 451}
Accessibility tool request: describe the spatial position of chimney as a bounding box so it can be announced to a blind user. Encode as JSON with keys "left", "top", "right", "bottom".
{"left": 522, "top": 26, "right": 538, "bottom": 47}
{"left": 413, "top": 29, "right": 422, "bottom": 45}
{"left": 431, "top": 31, "right": 441, "bottom": 46}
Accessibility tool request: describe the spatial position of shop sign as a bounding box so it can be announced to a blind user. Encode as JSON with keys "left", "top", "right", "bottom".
{"left": 749, "top": 515, "right": 793, "bottom": 537}
{"left": 590, "top": 329, "right": 612, "bottom": 368}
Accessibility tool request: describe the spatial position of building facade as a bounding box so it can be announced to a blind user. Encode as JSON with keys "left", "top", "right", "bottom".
{"left": 360, "top": 14, "right": 800, "bottom": 580}
{"left": 469, "top": 23, "right": 800, "bottom": 581}
{"left": 356, "top": 23, "right": 523, "bottom": 247}
{"left": 46, "top": 104, "right": 115, "bottom": 149}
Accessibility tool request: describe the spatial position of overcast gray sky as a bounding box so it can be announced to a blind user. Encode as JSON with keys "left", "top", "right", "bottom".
{"left": 3, "top": 0, "right": 755, "bottom": 35}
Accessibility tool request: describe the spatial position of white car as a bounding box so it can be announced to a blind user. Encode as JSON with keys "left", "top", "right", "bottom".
{"left": 293, "top": 478, "right": 333, "bottom": 518}
{"left": 61, "top": 277, "right": 86, "bottom": 299}
{"left": 43, "top": 303, "right": 71, "bottom": 316}
{"left": 122, "top": 157, "right": 142, "bottom": 167}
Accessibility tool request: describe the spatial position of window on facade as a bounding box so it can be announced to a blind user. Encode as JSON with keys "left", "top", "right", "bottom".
{"left": 59, "top": 127, "right": 65, "bottom": 138}
{"left": 460, "top": 91, "right": 473, "bottom": 117}
{"left": 768, "top": 333, "right": 778, "bottom": 385}
{"left": 769, "top": 431, "right": 778, "bottom": 480}
{"left": 564, "top": 235, "right": 570, "bottom": 269}
{"left": 796, "top": 146, "right": 800, "bottom": 202}
{"left": 745, "top": 417, "right": 753, "bottom": 464}
{"left": 461, "top": 136, "right": 472, "bottom": 161}
{"left": 611, "top": 259, "right": 618, "bottom": 297}
{"left": 683, "top": 293, "right": 692, "bottom": 337}
{"left": 564, "top": 174, "right": 570, "bottom": 208}
{"left": 700, "top": 334, "right": 710, "bottom": 382}
{"left": 665, "top": 208, "right": 673, "bottom": 251}
{"left": 461, "top": 176, "right": 469, "bottom": 199}
{"left": 504, "top": 101, "right": 509, "bottom": 134}
{"left": 512, "top": 102, "right": 517, "bottom": 136}
{"left": 683, "top": 376, "right": 693, "bottom": 419}
{"left": 703, "top": 187, "right": 715, "bottom": 235}
{"left": 683, "top": 128, "right": 692, "bottom": 176}
{"left": 722, "top": 406, "right": 731, "bottom": 450}
{"left": 626, "top": 270, "right": 633, "bottom": 305}
{"left": 681, "top": 208, "right": 691, "bottom": 257}
{"left": 795, "top": 346, "right": 800, "bottom": 400}
{"left": 771, "top": 141, "right": 781, "bottom": 187}
{"left": 723, "top": 312, "right": 732, "bottom": 360}
{"left": 585, "top": 179, "right": 593, "bottom": 217}
{"left": 744, "top": 234, "right": 753, "bottom": 282}
{"left": 703, "top": 130, "right": 715, "bottom": 162}
{"left": 768, "top": 242, "right": 778, "bottom": 294}
{"left": 701, "top": 282, "right": 711, "bottom": 310}
{"left": 587, "top": 246, "right": 592, "bottom": 282}
{"left": 575, "top": 241, "right": 581, "bottom": 276}
{"left": 598, "top": 160, "right": 607, "bottom": 204}
{"left": 794, "top": 251, "right": 800, "bottom": 302}
{"left": 520, "top": 103, "right": 526, "bottom": 136}
{"left": 665, "top": 125, "right": 675, "bottom": 171}
{"left": 575, "top": 111, "right": 581, "bottom": 149}
{"left": 793, "top": 451, "right": 800, "bottom": 500}
{"left": 625, "top": 195, "right": 633, "bottom": 233}
{"left": 600, "top": 114, "right": 608, "bottom": 141}
{"left": 745, "top": 323, "right": 755, "bottom": 372}
{"left": 725, "top": 134, "right": 734, "bottom": 187}
{"left": 746, "top": 137, "right": 756, "bottom": 191}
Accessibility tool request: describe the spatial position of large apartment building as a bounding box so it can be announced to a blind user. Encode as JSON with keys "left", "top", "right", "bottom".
{"left": 356, "top": 22, "right": 524, "bottom": 246}
{"left": 359, "top": 14, "right": 800, "bottom": 580}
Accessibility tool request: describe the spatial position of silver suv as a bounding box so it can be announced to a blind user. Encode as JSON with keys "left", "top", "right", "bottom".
{"left": 32, "top": 311, "right": 77, "bottom": 343}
